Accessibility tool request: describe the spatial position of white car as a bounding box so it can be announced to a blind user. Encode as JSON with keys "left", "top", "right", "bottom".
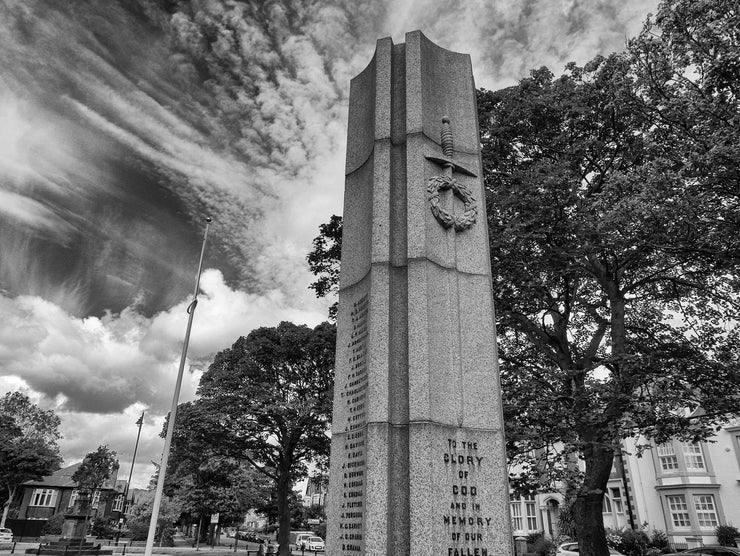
{"left": 557, "top": 542, "right": 624, "bottom": 556}
{"left": 306, "top": 536, "right": 325, "bottom": 551}
{"left": 0, "top": 528, "right": 13, "bottom": 543}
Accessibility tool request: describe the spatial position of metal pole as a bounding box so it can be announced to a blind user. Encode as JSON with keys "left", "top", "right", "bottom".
{"left": 117, "top": 412, "right": 144, "bottom": 544}
{"left": 144, "top": 217, "right": 212, "bottom": 556}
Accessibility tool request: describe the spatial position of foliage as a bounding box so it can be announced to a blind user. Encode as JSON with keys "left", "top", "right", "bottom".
{"left": 90, "top": 518, "right": 118, "bottom": 539}
{"left": 41, "top": 514, "right": 65, "bottom": 535}
{"left": 606, "top": 528, "right": 649, "bottom": 556}
{"left": 0, "top": 392, "right": 63, "bottom": 528}
{"left": 72, "top": 446, "right": 118, "bottom": 494}
{"left": 525, "top": 532, "right": 556, "bottom": 556}
{"left": 647, "top": 529, "right": 669, "bottom": 553}
{"left": 72, "top": 446, "right": 119, "bottom": 538}
{"left": 164, "top": 401, "right": 272, "bottom": 530}
{"left": 125, "top": 496, "right": 179, "bottom": 543}
{"left": 191, "top": 321, "right": 336, "bottom": 556}
{"left": 255, "top": 489, "right": 305, "bottom": 530}
{"left": 605, "top": 527, "right": 671, "bottom": 556}
{"left": 715, "top": 524, "right": 739, "bottom": 547}
{"left": 478, "top": 1, "right": 740, "bottom": 552}
{"left": 306, "top": 215, "right": 342, "bottom": 320}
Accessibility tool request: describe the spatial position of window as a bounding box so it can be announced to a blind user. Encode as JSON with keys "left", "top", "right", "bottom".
{"left": 525, "top": 496, "right": 538, "bottom": 530}
{"left": 694, "top": 495, "right": 718, "bottom": 528}
{"left": 603, "top": 495, "right": 612, "bottom": 513}
{"left": 91, "top": 490, "right": 100, "bottom": 509}
{"left": 657, "top": 444, "right": 679, "bottom": 472}
{"left": 666, "top": 495, "right": 691, "bottom": 528}
{"left": 510, "top": 494, "right": 523, "bottom": 530}
{"left": 510, "top": 494, "right": 538, "bottom": 531}
{"left": 68, "top": 490, "right": 78, "bottom": 508}
{"left": 112, "top": 494, "right": 124, "bottom": 513}
{"left": 682, "top": 443, "right": 706, "bottom": 471}
{"left": 610, "top": 487, "right": 624, "bottom": 514}
{"left": 30, "top": 489, "right": 57, "bottom": 507}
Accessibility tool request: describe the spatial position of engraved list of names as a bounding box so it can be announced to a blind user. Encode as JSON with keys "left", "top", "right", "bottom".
{"left": 337, "top": 293, "right": 368, "bottom": 554}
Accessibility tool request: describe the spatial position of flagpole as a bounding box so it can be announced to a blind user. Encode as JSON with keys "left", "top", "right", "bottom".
{"left": 144, "top": 217, "right": 212, "bottom": 556}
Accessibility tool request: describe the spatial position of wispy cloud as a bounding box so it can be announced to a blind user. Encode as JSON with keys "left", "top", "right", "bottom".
{"left": 0, "top": 0, "right": 661, "bottom": 486}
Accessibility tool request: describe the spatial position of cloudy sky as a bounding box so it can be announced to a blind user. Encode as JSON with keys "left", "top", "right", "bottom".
{"left": 0, "top": 0, "right": 658, "bottom": 490}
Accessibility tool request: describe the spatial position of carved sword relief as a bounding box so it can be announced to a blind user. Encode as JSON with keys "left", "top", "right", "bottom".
{"left": 426, "top": 117, "right": 478, "bottom": 232}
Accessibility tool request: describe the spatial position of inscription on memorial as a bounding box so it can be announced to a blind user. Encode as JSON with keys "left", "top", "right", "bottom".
{"left": 338, "top": 294, "right": 368, "bottom": 554}
{"left": 443, "top": 438, "right": 492, "bottom": 556}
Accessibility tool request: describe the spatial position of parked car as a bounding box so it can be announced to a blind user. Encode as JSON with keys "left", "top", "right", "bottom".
{"left": 0, "top": 528, "right": 13, "bottom": 543}
{"left": 236, "top": 531, "right": 264, "bottom": 543}
{"left": 556, "top": 542, "right": 624, "bottom": 556}
{"left": 664, "top": 547, "right": 740, "bottom": 556}
{"left": 295, "top": 534, "right": 312, "bottom": 548}
{"left": 305, "top": 536, "right": 325, "bottom": 551}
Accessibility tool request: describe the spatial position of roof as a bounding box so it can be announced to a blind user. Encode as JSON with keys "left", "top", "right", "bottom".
{"left": 24, "top": 462, "right": 118, "bottom": 490}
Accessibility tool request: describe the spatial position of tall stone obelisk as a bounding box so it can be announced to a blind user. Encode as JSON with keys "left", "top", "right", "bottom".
{"left": 326, "top": 31, "right": 512, "bottom": 556}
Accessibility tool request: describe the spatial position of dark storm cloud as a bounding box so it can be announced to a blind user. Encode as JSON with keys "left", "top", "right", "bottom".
{"left": 0, "top": 0, "right": 378, "bottom": 317}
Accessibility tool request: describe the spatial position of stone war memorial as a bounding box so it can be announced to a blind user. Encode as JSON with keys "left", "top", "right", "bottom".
{"left": 326, "top": 31, "right": 513, "bottom": 556}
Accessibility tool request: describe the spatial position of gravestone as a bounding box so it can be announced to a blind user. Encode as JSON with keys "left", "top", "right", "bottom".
{"left": 326, "top": 31, "right": 512, "bottom": 556}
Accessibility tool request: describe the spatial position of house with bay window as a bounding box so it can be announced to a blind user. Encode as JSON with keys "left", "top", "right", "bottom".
{"left": 508, "top": 419, "right": 740, "bottom": 546}
{"left": 18, "top": 462, "right": 126, "bottom": 524}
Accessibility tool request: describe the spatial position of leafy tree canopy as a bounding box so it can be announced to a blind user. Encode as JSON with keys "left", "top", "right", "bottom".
{"left": 72, "top": 445, "right": 119, "bottom": 494}
{"left": 478, "top": 0, "right": 740, "bottom": 552}
{"left": 307, "top": 214, "right": 342, "bottom": 321}
{"left": 189, "top": 321, "right": 335, "bottom": 556}
{"left": 0, "top": 392, "right": 63, "bottom": 528}
{"left": 163, "top": 401, "right": 272, "bottom": 531}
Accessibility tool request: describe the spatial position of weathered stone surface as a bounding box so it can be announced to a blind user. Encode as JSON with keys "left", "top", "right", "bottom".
{"left": 326, "top": 30, "right": 511, "bottom": 556}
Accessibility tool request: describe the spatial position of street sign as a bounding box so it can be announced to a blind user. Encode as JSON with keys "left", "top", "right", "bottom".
{"left": 210, "top": 513, "right": 219, "bottom": 524}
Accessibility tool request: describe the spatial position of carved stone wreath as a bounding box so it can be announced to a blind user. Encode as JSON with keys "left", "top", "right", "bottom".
{"left": 427, "top": 174, "right": 478, "bottom": 231}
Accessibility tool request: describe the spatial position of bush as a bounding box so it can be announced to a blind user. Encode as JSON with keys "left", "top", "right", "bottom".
{"left": 715, "top": 525, "right": 739, "bottom": 547}
{"left": 605, "top": 527, "right": 672, "bottom": 556}
{"left": 526, "top": 532, "right": 545, "bottom": 544}
{"left": 648, "top": 529, "right": 670, "bottom": 553}
{"left": 90, "top": 518, "right": 118, "bottom": 539}
{"left": 528, "top": 534, "right": 555, "bottom": 556}
{"left": 42, "top": 514, "right": 65, "bottom": 535}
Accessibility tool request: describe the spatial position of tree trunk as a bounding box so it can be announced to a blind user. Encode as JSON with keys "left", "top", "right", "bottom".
{"left": 573, "top": 441, "right": 614, "bottom": 556}
{"left": 276, "top": 464, "right": 292, "bottom": 556}
{"left": 0, "top": 486, "right": 14, "bottom": 528}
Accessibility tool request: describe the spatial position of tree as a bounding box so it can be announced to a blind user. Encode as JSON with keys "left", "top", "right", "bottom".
{"left": 628, "top": 0, "right": 740, "bottom": 259}
{"left": 0, "top": 392, "right": 62, "bottom": 527}
{"left": 125, "top": 496, "right": 180, "bottom": 543}
{"left": 72, "top": 445, "right": 119, "bottom": 537}
{"left": 195, "top": 321, "right": 336, "bottom": 556}
{"left": 307, "top": 214, "right": 342, "bottom": 320}
{"left": 477, "top": 19, "right": 739, "bottom": 556}
{"left": 163, "top": 402, "right": 272, "bottom": 542}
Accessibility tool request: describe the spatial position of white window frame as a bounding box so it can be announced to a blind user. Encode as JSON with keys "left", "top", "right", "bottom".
{"left": 681, "top": 442, "right": 706, "bottom": 471}
{"left": 91, "top": 490, "right": 100, "bottom": 509}
{"left": 666, "top": 494, "right": 691, "bottom": 529}
{"left": 525, "top": 495, "right": 538, "bottom": 530}
{"left": 693, "top": 494, "right": 718, "bottom": 529}
{"left": 30, "top": 489, "right": 57, "bottom": 507}
{"left": 68, "top": 490, "right": 78, "bottom": 508}
{"left": 657, "top": 443, "right": 679, "bottom": 472}
{"left": 510, "top": 494, "right": 524, "bottom": 531}
{"left": 112, "top": 494, "right": 124, "bottom": 512}
{"left": 610, "top": 487, "right": 624, "bottom": 514}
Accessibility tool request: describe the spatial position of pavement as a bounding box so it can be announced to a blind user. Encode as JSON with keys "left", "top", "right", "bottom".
{"left": 0, "top": 541, "right": 321, "bottom": 556}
